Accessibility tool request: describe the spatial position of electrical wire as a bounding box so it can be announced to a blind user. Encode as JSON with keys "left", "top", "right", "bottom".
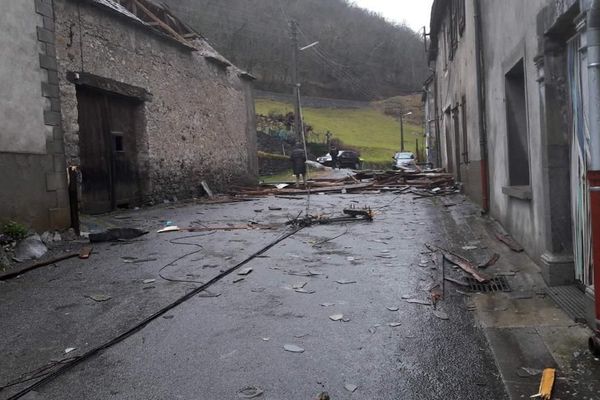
{"left": 158, "top": 232, "right": 216, "bottom": 284}
{"left": 5, "top": 226, "right": 304, "bottom": 400}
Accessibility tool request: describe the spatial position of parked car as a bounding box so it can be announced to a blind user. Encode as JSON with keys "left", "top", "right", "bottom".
{"left": 393, "top": 152, "right": 419, "bottom": 171}
{"left": 317, "top": 150, "right": 362, "bottom": 169}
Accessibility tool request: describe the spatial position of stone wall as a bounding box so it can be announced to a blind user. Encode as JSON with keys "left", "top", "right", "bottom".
{"left": 53, "top": 0, "right": 258, "bottom": 204}
{"left": 0, "top": 0, "right": 70, "bottom": 231}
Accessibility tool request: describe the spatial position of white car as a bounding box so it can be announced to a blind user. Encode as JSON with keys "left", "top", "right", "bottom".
{"left": 393, "top": 152, "right": 419, "bottom": 171}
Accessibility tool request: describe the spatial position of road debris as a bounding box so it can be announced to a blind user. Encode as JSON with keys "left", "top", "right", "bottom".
{"left": 444, "top": 277, "right": 470, "bottom": 287}
{"left": 295, "top": 288, "right": 316, "bottom": 294}
{"left": 316, "top": 392, "right": 330, "bottom": 400}
{"left": 233, "top": 278, "right": 245, "bottom": 283}
{"left": 427, "top": 244, "right": 489, "bottom": 283}
{"left": 200, "top": 180, "right": 214, "bottom": 199}
{"left": 262, "top": 337, "right": 270, "bottom": 341}
{"left": 530, "top": 368, "right": 555, "bottom": 399}
{"left": 237, "top": 268, "right": 253, "bottom": 276}
{"left": 496, "top": 233, "right": 524, "bottom": 252}
{"left": 292, "top": 282, "right": 308, "bottom": 289}
{"left": 433, "top": 310, "right": 449, "bottom": 320}
{"left": 64, "top": 348, "right": 76, "bottom": 354}
{"left": 479, "top": 253, "right": 500, "bottom": 268}
{"left": 344, "top": 383, "right": 358, "bottom": 393}
{"left": 79, "top": 246, "right": 93, "bottom": 259}
{"left": 388, "top": 322, "right": 402, "bottom": 327}
{"left": 406, "top": 298, "right": 431, "bottom": 306}
{"left": 89, "top": 228, "right": 148, "bottom": 243}
{"left": 336, "top": 279, "right": 357, "bottom": 285}
{"left": 157, "top": 226, "right": 181, "bottom": 233}
{"left": 238, "top": 386, "right": 264, "bottom": 398}
{"left": 142, "top": 279, "right": 156, "bottom": 284}
{"left": 386, "top": 306, "right": 400, "bottom": 311}
{"left": 14, "top": 234, "right": 48, "bottom": 261}
{"left": 283, "top": 344, "right": 305, "bottom": 353}
{"left": 321, "top": 303, "right": 335, "bottom": 307}
{"left": 329, "top": 314, "right": 344, "bottom": 321}
{"left": 87, "top": 294, "right": 112, "bottom": 302}
{"left": 517, "top": 367, "right": 542, "bottom": 377}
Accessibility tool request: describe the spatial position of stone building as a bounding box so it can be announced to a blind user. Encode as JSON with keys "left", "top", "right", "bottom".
{"left": 425, "top": 0, "right": 599, "bottom": 338}
{"left": 0, "top": 0, "right": 258, "bottom": 227}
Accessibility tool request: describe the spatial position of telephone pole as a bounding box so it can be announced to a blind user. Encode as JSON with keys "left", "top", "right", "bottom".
{"left": 290, "top": 20, "right": 302, "bottom": 141}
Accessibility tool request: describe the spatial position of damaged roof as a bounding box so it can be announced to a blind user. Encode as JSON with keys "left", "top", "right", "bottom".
{"left": 87, "top": 0, "right": 255, "bottom": 77}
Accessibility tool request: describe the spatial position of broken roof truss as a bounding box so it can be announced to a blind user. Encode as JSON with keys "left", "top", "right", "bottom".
{"left": 98, "top": 0, "right": 201, "bottom": 47}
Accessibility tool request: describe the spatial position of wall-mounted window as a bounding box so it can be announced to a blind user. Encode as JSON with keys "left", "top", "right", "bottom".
{"left": 505, "top": 60, "right": 530, "bottom": 186}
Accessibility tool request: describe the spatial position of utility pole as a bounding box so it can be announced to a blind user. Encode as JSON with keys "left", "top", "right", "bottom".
{"left": 400, "top": 114, "right": 405, "bottom": 152}
{"left": 290, "top": 19, "right": 302, "bottom": 141}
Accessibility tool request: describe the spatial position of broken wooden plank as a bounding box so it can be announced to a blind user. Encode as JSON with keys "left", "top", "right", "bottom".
{"left": 426, "top": 244, "right": 489, "bottom": 283}
{"left": 496, "top": 233, "right": 524, "bottom": 252}
{"left": 201, "top": 180, "right": 214, "bottom": 199}
{"left": 0, "top": 251, "right": 79, "bottom": 281}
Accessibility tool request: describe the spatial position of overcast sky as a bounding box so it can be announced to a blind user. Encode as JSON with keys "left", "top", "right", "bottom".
{"left": 351, "top": 0, "right": 434, "bottom": 32}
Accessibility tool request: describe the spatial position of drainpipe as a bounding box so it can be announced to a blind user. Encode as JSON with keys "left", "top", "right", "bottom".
{"left": 587, "top": 0, "right": 600, "bottom": 356}
{"left": 473, "top": 0, "right": 490, "bottom": 212}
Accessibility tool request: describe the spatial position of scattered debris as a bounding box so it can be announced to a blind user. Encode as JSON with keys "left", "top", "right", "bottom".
{"left": 336, "top": 279, "right": 357, "bottom": 285}
{"left": 268, "top": 206, "right": 283, "bottom": 211}
{"left": 401, "top": 294, "right": 412, "bottom": 299}
{"left": 238, "top": 268, "right": 253, "bottom": 276}
{"left": 89, "top": 228, "right": 148, "bottom": 243}
{"left": 479, "top": 253, "right": 500, "bottom": 268}
{"left": 157, "top": 226, "right": 181, "bottom": 233}
{"left": 388, "top": 322, "right": 402, "bottom": 327}
{"left": 262, "top": 337, "right": 270, "bottom": 341}
{"left": 64, "top": 347, "right": 76, "bottom": 354}
{"left": 0, "top": 251, "right": 79, "bottom": 281}
{"left": 295, "top": 288, "right": 315, "bottom": 294}
{"left": 233, "top": 277, "right": 245, "bottom": 283}
{"left": 433, "top": 310, "right": 449, "bottom": 320}
{"left": 530, "top": 368, "right": 555, "bottom": 399}
{"left": 386, "top": 306, "right": 399, "bottom": 311}
{"left": 142, "top": 279, "right": 156, "bottom": 284}
{"left": 406, "top": 298, "right": 431, "bottom": 306}
{"left": 124, "top": 258, "right": 157, "bottom": 264}
{"left": 14, "top": 234, "right": 48, "bottom": 261}
{"left": 288, "top": 270, "right": 323, "bottom": 277}
{"left": 316, "top": 392, "right": 330, "bottom": 400}
{"left": 237, "top": 386, "right": 264, "bottom": 399}
{"left": 79, "top": 246, "right": 93, "bottom": 259}
{"left": 87, "top": 294, "right": 112, "bottom": 302}
{"left": 292, "top": 282, "right": 308, "bottom": 289}
{"left": 496, "top": 233, "right": 524, "bottom": 252}
{"left": 462, "top": 245, "right": 478, "bottom": 251}
{"left": 344, "top": 384, "right": 358, "bottom": 393}
{"left": 329, "top": 314, "right": 344, "bottom": 321}
{"left": 320, "top": 303, "right": 335, "bottom": 307}
{"left": 197, "top": 291, "right": 222, "bottom": 298}
{"left": 427, "top": 244, "right": 489, "bottom": 283}
{"left": 283, "top": 344, "right": 305, "bottom": 353}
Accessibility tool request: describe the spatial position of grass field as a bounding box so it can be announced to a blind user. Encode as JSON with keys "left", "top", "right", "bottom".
{"left": 255, "top": 98, "right": 424, "bottom": 165}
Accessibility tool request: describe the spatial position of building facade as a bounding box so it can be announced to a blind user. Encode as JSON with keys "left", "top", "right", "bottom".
{"left": 1, "top": 0, "right": 258, "bottom": 227}
{"left": 426, "top": 0, "right": 598, "bottom": 335}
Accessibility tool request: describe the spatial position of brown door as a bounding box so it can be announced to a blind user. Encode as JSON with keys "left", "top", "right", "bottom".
{"left": 77, "top": 88, "right": 140, "bottom": 214}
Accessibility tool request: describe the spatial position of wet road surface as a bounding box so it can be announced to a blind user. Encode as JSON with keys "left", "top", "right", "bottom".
{"left": 3, "top": 193, "right": 508, "bottom": 399}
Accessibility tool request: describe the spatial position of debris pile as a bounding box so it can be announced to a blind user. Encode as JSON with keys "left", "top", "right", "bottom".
{"left": 237, "top": 169, "right": 458, "bottom": 197}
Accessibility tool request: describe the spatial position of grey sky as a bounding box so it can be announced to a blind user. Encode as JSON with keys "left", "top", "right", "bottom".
{"left": 350, "top": 0, "right": 434, "bottom": 32}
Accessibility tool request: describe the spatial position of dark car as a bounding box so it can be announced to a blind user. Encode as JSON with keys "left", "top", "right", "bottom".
{"left": 317, "top": 150, "right": 362, "bottom": 169}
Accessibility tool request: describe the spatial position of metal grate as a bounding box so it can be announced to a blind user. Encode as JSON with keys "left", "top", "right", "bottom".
{"left": 546, "top": 285, "right": 588, "bottom": 323}
{"left": 466, "top": 276, "right": 511, "bottom": 293}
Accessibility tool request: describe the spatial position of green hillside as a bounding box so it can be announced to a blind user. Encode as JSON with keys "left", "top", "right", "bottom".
{"left": 255, "top": 98, "right": 423, "bottom": 165}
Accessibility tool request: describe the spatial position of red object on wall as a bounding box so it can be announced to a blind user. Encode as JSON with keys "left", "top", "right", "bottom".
{"left": 589, "top": 171, "right": 600, "bottom": 330}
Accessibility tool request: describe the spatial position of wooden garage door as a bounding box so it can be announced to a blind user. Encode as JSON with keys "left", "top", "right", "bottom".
{"left": 76, "top": 88, "right": 140, "bottom": 214}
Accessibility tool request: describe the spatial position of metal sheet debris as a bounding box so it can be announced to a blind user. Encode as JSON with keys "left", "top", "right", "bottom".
{"left": 283, "top": 344, "right": 305, "bottom": 353}
{"left": 344, "top": 384, "right": 358, "bottom": 393}
{"left": 329, "top": 314, "right": 344, "bottom": 321}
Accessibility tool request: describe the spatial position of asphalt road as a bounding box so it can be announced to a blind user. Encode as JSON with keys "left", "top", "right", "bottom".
{"left": 7, "top": 193, "right": 508, "bottom": 400}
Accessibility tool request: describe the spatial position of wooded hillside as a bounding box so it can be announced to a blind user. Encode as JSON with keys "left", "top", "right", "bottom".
{"left": 163, "top": 0, "right": 428, "bottom": 100}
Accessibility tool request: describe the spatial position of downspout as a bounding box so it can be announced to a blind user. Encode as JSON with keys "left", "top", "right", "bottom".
{"left": 473, "top": 0, "right": 490, "bottom": 213}
{"left": 434, "top": 71, "right": 442, "bottom": 168}
{"left": 587, "top": 0, "right": 600, "bottom": 356}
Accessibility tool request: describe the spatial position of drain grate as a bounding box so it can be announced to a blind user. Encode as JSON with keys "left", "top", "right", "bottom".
{"left": 465, "top": 276, "right": 511, "bottom": 293}
{"left": 545, "top": 285, "right": 588, "bottom": 323}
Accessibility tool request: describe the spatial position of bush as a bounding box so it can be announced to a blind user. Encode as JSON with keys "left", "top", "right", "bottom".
{"left": 1, "top": 221, "right": 28, "bottom": 241}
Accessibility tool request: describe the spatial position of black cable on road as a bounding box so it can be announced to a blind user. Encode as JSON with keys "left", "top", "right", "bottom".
{"left": 6, "top": 226, "right": 304, "bottom": 400}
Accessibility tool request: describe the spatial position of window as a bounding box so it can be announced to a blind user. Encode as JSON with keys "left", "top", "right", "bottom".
{"left": 505, "top": 60, "right": 530, "bottom": 186}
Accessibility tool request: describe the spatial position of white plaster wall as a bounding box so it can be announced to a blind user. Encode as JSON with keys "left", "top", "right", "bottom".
{"left": 0, "top": 0, "right": 47, "bottom": 154}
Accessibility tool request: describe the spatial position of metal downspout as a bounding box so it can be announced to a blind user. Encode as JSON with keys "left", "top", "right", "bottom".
{"left": 473, "top": 0, "right": 490, "bottom": 212}
{"left": 587, "top": 0, "right": 600, "bottom": 356}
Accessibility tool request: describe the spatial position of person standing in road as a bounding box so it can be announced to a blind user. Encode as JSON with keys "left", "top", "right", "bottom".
{"left": 330, "top": 146, "right": 339, "bottom": 169}
{"left": 290, "top": 143, "right": 307, "bottom": 187}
